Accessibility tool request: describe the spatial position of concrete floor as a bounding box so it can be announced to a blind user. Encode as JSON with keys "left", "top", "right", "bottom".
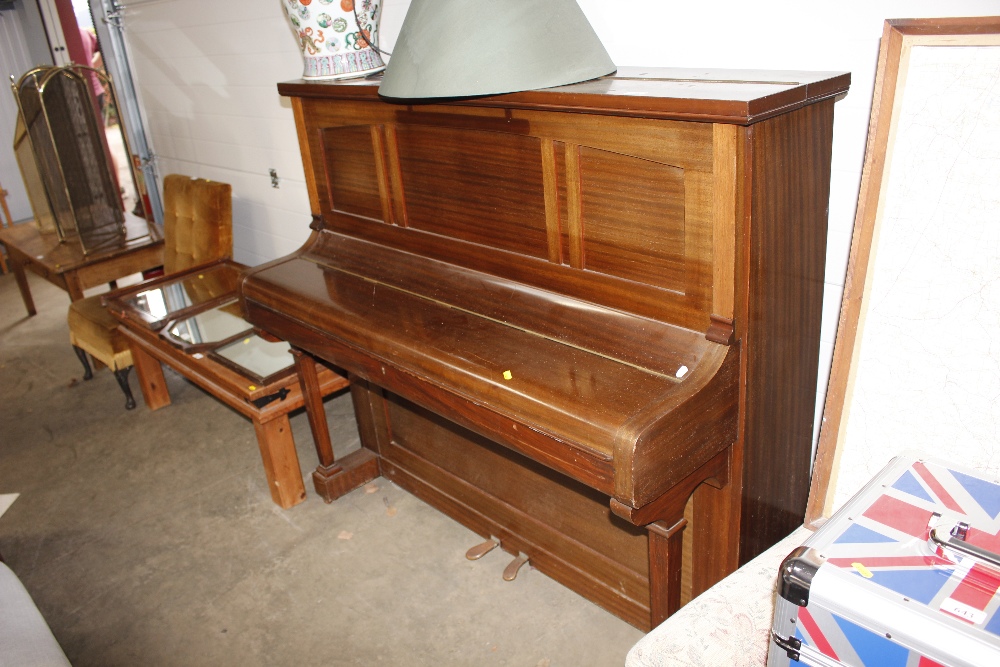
{"left": 0, "top": 268, "right": 644, "bottom": 666}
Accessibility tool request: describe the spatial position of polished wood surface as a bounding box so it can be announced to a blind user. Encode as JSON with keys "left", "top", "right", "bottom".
{"left": 243, "top": 70, "right": 848, "bottom": 628}
{"left": 739, "top": 99, "right": 835, "bottom": 559}
{"left": 278, "top": 66, "right": 850, "bottom": 124}
{"left": 0, "top": 216, "right": 163, "bottom": 315}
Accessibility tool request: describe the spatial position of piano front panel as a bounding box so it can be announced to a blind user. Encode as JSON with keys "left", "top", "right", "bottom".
{"left": 576, "top": 145, "right": 687, "bottom": 292}
{"left": 308, "top": 99, "right": 724, "bottom": 333}
{"left": 393, "top": 125, "right": 550, "bottom": 257}
{"left": 367, "top": 387, "right": 656, "bottom": 629}
{"left": 320, "top": 124, "right": 384, "bottom": 221}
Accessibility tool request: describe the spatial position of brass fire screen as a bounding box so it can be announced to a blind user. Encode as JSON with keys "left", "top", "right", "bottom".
{"left": 11, "top": 65, "right": 146, "bottom": 254}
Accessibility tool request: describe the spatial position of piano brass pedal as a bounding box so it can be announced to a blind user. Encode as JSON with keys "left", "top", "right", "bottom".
{"left": 502, "top": 554, "right": 530, "bottom": 581}
{"left": 466, "top": 538, "right": 500, "bottom": 561}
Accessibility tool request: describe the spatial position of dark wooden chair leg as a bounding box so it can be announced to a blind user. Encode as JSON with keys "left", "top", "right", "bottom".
{"left": 73, "top": 345, "right": 94, "bottom": 380}
{"left": 113, "top": 366, "right": 137, "bottom": 410}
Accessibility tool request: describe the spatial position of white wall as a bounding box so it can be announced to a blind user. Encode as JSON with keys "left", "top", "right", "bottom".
{"left": 120, "top": 0, "right": 409, "bottom": 266}
{"left": 119, "top": 0, "right": 1000, "bottom": 447}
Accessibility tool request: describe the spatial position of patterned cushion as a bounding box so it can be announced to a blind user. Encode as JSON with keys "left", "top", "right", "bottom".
{"left": 625, "top": 525, "right": 813, "bottom": 667}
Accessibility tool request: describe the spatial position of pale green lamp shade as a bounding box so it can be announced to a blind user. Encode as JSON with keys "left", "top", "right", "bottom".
{"left": 378, "top": 0, "right": 616, "bottom": 99}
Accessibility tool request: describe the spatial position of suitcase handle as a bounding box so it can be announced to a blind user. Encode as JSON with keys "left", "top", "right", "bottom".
{"left": 928, "top": 513, "right": 1000, "bottom": 569}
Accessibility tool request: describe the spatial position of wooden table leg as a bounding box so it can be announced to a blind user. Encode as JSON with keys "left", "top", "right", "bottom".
{"left": 6, "top": 253, "right": 36, "bottom": 316}
{"left": 64, "top": 271, "right": 85, "bottom": 302}
{"left": 130, "top": 342, "right": 172, "bottom": 410}
{"left": 292, "top": 347, "right": 378, "bottom": 502}
{"left": 251, "top": 414, "right": 307, "bottom": 509}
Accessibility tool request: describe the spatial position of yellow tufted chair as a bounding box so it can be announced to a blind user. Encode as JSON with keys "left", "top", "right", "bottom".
{"left": 68, "top": 175, "right": 233, "bottom": 408}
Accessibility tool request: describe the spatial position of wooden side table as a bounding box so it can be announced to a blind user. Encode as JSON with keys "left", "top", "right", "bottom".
{"left": 0, "top": 215, "right": 163, "bottom": 316}
{"left": 106, "top": 262, "right": 350, "bottom": 509}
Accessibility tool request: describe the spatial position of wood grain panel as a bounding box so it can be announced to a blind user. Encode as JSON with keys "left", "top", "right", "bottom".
{"left": 564, "top": 144, "right": 584, "bottom": 268}
{"left": 682, "top": 170, "right": 715, "bottom": 319}
{"left": 320, "top": 124, "right": 383, "bottom": 221}
{"left": 395, "top": 125, "right": 548, "bottom": 257}
{"left": 325, "top": 211, "right": 711, "bottom": 331}
{"left": 712, "top": 124, "right": 739, "bottom": 320}
{"left": 518, "top": 109, "right": 715, "bottom": 173}
{"left": 384, "top": 126, "right": 407, "bottom": 226}
{"left": 377, "top": 391, "right": 653, "bottom": 629}
{"left": 291, "top": 97, "right": 321, "bottom": 215}
{"left": 554, "top": 142, "right": 569, "bottom": 264}
{"left": 370, "top": 126, "right": 392, "bottom": 224}
{"left": 740, "top": 99, "right": 835, "bottom": 563}
{"left": 579, "top": 147, "right": 686, "bottom": 292}
{"left": 540, "top": 139, "right": 561, "bottom": 263}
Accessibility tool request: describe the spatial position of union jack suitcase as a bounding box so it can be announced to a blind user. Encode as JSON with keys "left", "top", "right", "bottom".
{"left": 768, "top": 456, "right": 1000, "bottom": 667}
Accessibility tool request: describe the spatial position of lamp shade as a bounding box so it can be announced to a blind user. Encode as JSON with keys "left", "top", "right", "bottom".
{"left": 378, "top": 0, "right": 616, "bottom": 100}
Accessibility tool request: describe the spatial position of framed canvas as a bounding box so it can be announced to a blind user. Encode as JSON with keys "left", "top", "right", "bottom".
{"left": 806, "top": 17, "right": 1000, "bottom": 524}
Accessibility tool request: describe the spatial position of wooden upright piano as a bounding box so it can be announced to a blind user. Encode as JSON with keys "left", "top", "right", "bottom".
{"left": 240, "top": 68, "right": 850, "bottom": 630}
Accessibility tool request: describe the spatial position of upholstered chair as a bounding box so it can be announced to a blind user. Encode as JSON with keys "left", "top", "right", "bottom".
{"left": 68, "top": 175, "right": 232, "bottom": 408}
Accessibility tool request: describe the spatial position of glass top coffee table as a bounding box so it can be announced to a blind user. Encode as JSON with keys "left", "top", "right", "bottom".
{"left": 105, "top": 260, "right": 356, "bottom": 509}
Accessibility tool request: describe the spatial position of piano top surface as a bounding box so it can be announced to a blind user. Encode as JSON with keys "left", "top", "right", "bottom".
{"left": 278, "top": 66, "right": 851, "bottom": 124}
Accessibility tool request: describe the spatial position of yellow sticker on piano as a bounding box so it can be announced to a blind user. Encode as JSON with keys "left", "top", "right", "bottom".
{"left": 851, "top": 562, "right": 873, "bottom": 578}
{"left": 503, "top": 370, "right": 513, "bottom": 381}
{"left": 248, "top": 385, "right": 257, "bottom": 391}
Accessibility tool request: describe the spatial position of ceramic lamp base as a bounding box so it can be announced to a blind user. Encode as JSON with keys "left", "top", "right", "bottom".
{"left": 301, "top": 50, "right": 385, "bottom": 80}
{"left": 283, "top": 0, "right": 385, "bottom": 82}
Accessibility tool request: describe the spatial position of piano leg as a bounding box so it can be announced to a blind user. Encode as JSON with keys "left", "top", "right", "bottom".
{"left": 648, "top": 517, "right": 688, "bottom": 626}
{"left": 611, "top": 447, "right": 733, "bottom": 628}
{"left": 292, "top": 348, "right": 380, "bottom": 502}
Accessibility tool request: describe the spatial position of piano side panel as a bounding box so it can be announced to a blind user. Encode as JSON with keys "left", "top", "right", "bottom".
{"left": 740, "top": 98, "right": 835, "bottom": 563}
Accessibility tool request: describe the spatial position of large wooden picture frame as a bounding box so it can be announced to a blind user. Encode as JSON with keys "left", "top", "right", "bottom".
{"left": 806, "top": 17, "right": 1000, "bottom": 525}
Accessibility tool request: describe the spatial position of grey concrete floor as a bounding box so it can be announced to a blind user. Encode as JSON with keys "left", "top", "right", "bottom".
{"left": 0, "top": 268, "right": 643, "bottom": 666}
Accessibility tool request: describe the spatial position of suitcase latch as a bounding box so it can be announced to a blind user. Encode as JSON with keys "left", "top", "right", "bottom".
{"left": 771, "top": 631, "right": 802, "bottom": 662}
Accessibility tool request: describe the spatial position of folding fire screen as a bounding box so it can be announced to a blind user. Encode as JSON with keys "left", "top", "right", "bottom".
{"left": 11, "top": 65, "right": 138, "bottom": 254}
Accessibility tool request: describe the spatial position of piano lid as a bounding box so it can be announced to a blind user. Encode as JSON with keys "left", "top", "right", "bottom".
{"left": 277, "top": 66, "right": 851, "bottom": 125}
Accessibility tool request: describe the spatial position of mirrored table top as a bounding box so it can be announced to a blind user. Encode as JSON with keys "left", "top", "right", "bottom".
{"left": 210, "top": 333, "right": 296, "bottom": 384}
{"left": 125, "top": 263, "right": 241, "bottom": 327}
{"left": 162, "top": 301, "right": 250, "bottom": 349}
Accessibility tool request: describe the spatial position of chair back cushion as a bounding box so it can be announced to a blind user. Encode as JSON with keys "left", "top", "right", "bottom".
{"left": 162, "top": 174, "right": 232, "bottom": 274}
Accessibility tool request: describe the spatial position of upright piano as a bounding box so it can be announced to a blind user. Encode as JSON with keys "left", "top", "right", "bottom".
{"left": 240, "top": 68, "right": 850, "bottom": 630}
